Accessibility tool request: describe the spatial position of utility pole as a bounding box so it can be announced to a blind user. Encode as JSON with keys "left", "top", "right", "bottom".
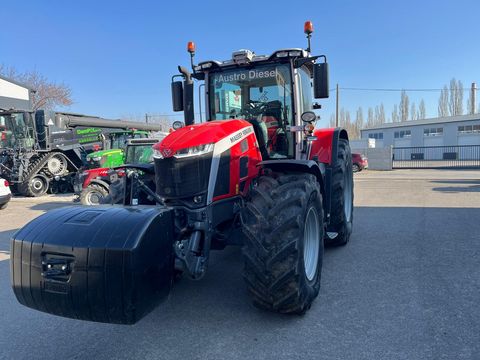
{"left": 145, "top": 113, "right": 149, "bottom": 124}
{"left": 471, "top": 82, "right": 477, "bottom": 114}
{"left": 335, "top": 84, "right": 339, "bottom": 127}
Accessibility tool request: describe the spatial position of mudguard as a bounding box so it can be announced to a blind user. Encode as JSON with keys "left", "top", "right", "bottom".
{"left": 11, "top": 206, "right": 175, "bottom": 324}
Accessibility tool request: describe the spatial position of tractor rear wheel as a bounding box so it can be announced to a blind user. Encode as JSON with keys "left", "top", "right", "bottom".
{"left": 80, "top": 183, "right": 109, "bottom": 205}
{"left": 327, "top": 138, "right": 354, "bottom": 246}
{"left": 242, "top": 172, "right": 324, "bottom": 314}
{"left": 19, "top": 174, "right": 50, "bottom": 197}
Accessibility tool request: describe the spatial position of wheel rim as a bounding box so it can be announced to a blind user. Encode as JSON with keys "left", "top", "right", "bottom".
{"left": 86, "top": 191, "right": 103, "bottom": 205}
{"left": 303, "top": 207, "right": 320, "bottom": 281}
{"left": 30, "top": 177, "right": 47, "bottom": 195}
{"left": 47, "top": 155, "right": 67, "bottom": 176}
{"left": 344, "top": 166, "right": 353, "bottom": 221}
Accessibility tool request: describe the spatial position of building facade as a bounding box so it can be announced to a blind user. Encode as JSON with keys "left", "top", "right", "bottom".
{"left": 0, "top": 75, "right": 33, "bottom": 111}
{"left": 361, "top": 114, "right": 480, "bottom": 148}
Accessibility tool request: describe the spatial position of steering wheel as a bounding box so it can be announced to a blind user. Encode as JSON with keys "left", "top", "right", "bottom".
{"left": 241, "top": 100, "right": 268, "bottom": 119}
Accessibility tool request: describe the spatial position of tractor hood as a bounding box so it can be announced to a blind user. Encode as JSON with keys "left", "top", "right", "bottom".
{"left": 154, "top": 119, "right": 252, "bottom": 157}
{"left": 87, "top": 148, "right": 123, "bottom": 160}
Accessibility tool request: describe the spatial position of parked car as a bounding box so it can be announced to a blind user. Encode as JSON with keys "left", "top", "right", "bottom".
{"left": 352, "top": 153, "right": 368, "bottom": 172}
{"left": 0, "top": 178, "right": 12, "bottom": 209}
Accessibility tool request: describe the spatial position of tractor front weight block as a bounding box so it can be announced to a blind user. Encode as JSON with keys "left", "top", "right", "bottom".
{"left": 11, "top": 206, "right": 175, "bottom": 324}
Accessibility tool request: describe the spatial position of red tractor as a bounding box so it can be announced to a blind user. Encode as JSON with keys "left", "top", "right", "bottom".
{"left": 11, "top": 22, "right": 354, "bottom": 324}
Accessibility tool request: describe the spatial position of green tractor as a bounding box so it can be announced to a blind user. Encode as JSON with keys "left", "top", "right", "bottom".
{"left": 85, "top": 129, "right": 150, "bottom": 169}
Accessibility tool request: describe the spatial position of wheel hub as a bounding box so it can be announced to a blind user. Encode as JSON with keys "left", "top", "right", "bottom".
{"left": 303, "top": 207, "right": 320, "bottom": 281}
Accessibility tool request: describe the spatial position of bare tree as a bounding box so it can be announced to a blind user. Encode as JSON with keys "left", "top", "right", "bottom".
{"left": 466, "top": 84, "right": 476, "bottom": 115}
{"left": 379, "top": 103, "right": 386, "bottom": 124}
{"left": 438, "top": 85, "right": 449, "bottom": 117}
{"left": 449, "top": 78, "right": 463, "bottom": 116}
{"left": 399, "top": 90, "right": 409, "bottom": 121}
{"left": 0, "top": 64, "right": 72, "bottom": 111}
{"left": 419, "top": 99, "right": 426, "bottom": 119}
{"left": 367, "top": 107, "right": 374, "bottom": 127}
{"left": 410, "top": 102, "right": 417, "bottom": 120}
{"left": 374, "top": 106, "right": 380, "bottom": 125}
{"left": 392, "top": 104, "right": 399, "bottom": 123}
{"left": 329, "top": 113, "right": 336, "bottom": 127}
{"left": 356, "top": 107, "right": 364, "bottom": 129}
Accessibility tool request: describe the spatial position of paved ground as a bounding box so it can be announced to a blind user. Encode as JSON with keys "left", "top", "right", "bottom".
{"left": 0, "top": 169, "right": 479, "bottom": 360}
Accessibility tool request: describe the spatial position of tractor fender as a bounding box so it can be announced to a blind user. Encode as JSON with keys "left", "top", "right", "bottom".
{"left": 258, "top": 159, "right": 328, "bottom": 218}
{"left": 310, "top": 128, "right": 349, "bottom": 166}
{"left": 11, "top": 205, "right": 175, "bottom": 324}
{"left": 88, "top": 178, "right": 111, "bottom": 190}
{"left": 259, "top": 159, "right": 326, "bottom": 183}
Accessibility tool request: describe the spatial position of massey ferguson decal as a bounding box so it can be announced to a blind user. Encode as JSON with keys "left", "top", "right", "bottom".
{"left": 229, "top": 127, "right": 253, "bottom": 143}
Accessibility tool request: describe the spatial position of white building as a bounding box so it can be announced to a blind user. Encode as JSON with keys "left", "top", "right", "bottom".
{"left": 361, "top": 114, "right": 480, "bottom": 148}
{"left": 0, "top": 75, "right": 33, "bottom": 111}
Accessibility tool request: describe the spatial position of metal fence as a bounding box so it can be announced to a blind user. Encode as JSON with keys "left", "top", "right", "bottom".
{"left": 393, "top": 145, "right": 480, "bottom": 169}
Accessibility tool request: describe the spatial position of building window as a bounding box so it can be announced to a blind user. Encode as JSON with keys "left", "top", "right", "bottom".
{"left": 424, "top": 127, "right": 443, "bottom": 136}
{"left": 368, "top": 132, "right": 383, "bottom": 140}
{"left": 458, "top": 125, "right": 480, "bottom": 134}
{"left": 395, "top": 130, "right": 411, "bottom": 139}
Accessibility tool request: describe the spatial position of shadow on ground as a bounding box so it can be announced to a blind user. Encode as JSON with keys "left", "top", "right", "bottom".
{"left": 0, "top": 206, "right": 479, "bottom": 360}
{"left": 29, "top": 201, "right": 78, "bottom": 211}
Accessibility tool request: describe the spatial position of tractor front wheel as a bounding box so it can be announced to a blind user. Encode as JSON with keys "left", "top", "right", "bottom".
{"left": 242, "top": 172, "right": 324, "bottom": 314}
{"left": 80, "top": 184, "right": 109, "bottom": 205}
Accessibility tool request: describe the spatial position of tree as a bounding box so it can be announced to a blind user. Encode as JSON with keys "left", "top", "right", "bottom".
{"left": 449, "top": 78, "right": 463, "bottom": 116}
{"left": 379, "top": 103, "right": 386, "bottom": 124}
{"left": 410, "top": 102, "right": 417, "bottom": 120}
{"left": 392, "top": 104, "right": 399, "bottom": 123}
{"left": 399, "top": 90, "right": 409, "bottom": 121}
{"left": 367, "top": 107, "right": 374, "bottom": 127}
{"left": 438, "top": 85, "right": 449, "bottom": 117}
{"left": 329, "top": 113, "right": 336, "bottom": 127}
{"left": 356, "top": 107, "right": 364, "bottom": 129}
{"left": 466, "top": 84, "right": 477, "bottom": 115}
{"left": 374, "top": 106, "right": 380, "bottom": 125}
{"left": 0, "top": 64, "right": 72, "bottom": 111}
{"left": 419, "top": 99, "right": 426, "bottom": 119}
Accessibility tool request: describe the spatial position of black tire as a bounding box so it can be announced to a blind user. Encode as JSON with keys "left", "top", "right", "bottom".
{"left": 0, "top": 203, "right": 8, "bottom": 210}
{"left": 352, "top": 163, "right": 360, "bottom": 173}
{"left": 242, "top": 172, "right": 324, "bottom": 314}
{"left": 80, "top": 184, "right": 109, "bottom": 206}
{"left": 101, "top": 179, "right": 125, "bottom": 205}
{"left": 19, "top": 174, "right": 50, "bottom": 197}
{"left": 327, "top": 138, "right": 354, "bottom": 246}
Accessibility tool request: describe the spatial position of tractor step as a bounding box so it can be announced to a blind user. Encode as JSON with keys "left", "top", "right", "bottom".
{"left": 11, "top": 206, "right": 175, "bottom": 324}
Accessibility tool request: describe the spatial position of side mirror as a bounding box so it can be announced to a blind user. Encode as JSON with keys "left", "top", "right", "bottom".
{"left": 172, "top": 121, "right": 184, "bottom": 130}
{"left": 313, "top": 62, "right": 329, "bottom": 99}
{"left": 171, "top": 81, "right": 184, "bottom": 111}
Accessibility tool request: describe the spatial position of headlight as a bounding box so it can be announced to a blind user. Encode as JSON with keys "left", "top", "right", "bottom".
{"left": 174, "top": 144, "right": 214, "bottom": 158}
{"left": 91, "top": 156, "right": 102, "bottom": 162}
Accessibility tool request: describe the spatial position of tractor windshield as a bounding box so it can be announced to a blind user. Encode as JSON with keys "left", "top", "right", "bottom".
{"left": 125, "top": 144, "right": 155, "bottom": 164}
{"left": 208, "top": 63, "right": 294, "bottom": 158}
{"left": 0, "top": 112, "right": 35, "bottom": 149}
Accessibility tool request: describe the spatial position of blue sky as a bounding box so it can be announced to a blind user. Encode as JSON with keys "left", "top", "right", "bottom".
{"left": 1, "top": 0, "right": 478, "bottom": 126}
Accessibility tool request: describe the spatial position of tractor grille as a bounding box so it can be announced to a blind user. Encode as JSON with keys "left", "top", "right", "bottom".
{"left": 154, "top": 153, "right": 212, "bottom": 200}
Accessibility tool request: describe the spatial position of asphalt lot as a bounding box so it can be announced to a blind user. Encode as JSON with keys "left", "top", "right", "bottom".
{"left": 0, "top": 169, "right": 479, "bottom": 360}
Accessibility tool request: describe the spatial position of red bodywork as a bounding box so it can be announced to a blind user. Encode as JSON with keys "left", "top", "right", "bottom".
{"left": 154, "top": 119, "right": 262, "bottom": 204}
{"left": 309, "top": 128, "right": 337, "bottom": 165}
{"left": 80, "top": 167, "right": 125, "bottom": 189}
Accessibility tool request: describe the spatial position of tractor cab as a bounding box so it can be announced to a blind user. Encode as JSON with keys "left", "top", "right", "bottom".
{"left": 0, "top": 111, "right": 36, "bottom": 149}
{"left": 170, "top": 22, "right": 329, "bottom": 163}
{"left": 86, "top": 129, "right": 149, "bottom": 169}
